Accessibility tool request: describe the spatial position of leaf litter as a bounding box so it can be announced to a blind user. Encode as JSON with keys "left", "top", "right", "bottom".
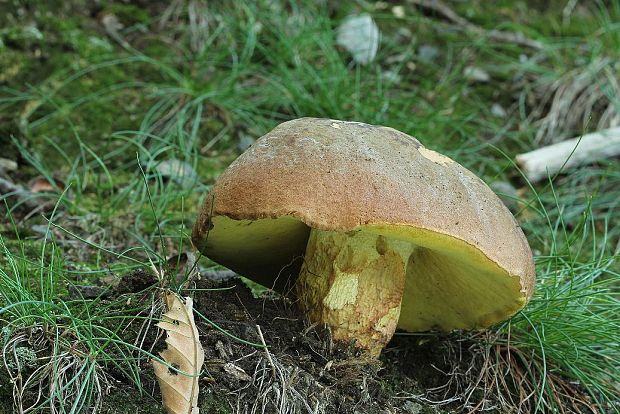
{"left": 153, "top": 292, "right": 204, "bottom": 414}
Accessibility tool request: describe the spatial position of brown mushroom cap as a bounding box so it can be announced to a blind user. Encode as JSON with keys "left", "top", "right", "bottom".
{"left": 192, "top": 118, "right": 535, "bottom": 332}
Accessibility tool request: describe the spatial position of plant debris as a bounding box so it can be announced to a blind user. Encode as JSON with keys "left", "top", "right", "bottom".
{"left": 153, "top": 292, "right": 204, "bottom": 414}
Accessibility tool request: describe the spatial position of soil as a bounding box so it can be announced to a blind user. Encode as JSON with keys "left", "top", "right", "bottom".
{"left": 187, "top": 278, "right": 457, "bottom": 414}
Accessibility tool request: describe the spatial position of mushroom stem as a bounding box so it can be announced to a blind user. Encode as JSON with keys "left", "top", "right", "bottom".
{"left": 296, "top": 229, "right": 415, "bottom": 356}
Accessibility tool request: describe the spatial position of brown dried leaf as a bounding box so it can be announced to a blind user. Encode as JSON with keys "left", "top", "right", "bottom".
{"left": 28, "top": 176, "right": 65, "bottom": 193}
{"left": 153, "top": 292, "right": 204, "bottom": 414}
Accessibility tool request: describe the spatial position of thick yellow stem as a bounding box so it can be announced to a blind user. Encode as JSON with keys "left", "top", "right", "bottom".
{"left": 296, "top": 229, "right": 415, "bottom": 356}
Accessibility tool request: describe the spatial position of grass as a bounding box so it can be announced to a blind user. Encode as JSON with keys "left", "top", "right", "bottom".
{"left": 498, "top": 197, "right": 619, "bottom": 411}
{"left": 1, "top": 0, "right": 619, "bottom": 412}
{"left": 0, "top": 209, "right": 156, "bottom": 412}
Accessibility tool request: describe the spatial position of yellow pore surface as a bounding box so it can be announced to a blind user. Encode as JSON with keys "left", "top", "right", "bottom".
{"left": 203, "top": 215, "right": 527, "bottom": 332}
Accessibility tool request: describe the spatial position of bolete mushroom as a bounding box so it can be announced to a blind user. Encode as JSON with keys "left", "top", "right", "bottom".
{"left": 192, "top": 118, "right": 535, "bottom": 356}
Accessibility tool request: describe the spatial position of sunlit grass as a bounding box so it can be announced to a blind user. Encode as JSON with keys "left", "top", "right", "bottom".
{"left": 503, "top": 195, "right": 619, "bottom": 411}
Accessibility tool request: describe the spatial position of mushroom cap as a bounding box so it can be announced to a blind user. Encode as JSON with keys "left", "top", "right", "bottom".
{"left": 192, "top": 118, "right": 535, "bottom": 331}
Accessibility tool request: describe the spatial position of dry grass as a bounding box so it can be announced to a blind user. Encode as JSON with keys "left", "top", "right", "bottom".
{"left": 221, "top": 323, "right": 383, "bottom": 414}
{"left": 2, "top": 326, "right": 108, "bottom": 413}
{"left": 395, "top": 332, "right": 600, "bottom": 414}
{"left": 528, "top": 58, "right": 620, "bottom": 144}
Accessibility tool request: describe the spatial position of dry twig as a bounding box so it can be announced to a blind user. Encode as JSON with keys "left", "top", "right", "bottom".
{"left": 409, "top": 0, "right": 543, "bottom": 50}
{"left": 256, "top": 325, "right": 277, "bottom": 380}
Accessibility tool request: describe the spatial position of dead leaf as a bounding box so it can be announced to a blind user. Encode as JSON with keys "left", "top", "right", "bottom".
{"left": 392, "top": 5, "right": 405, "bottom": 18}
{"left": 0, "top": 177, "right": 22, "bottom": 196}
{"left": 0, "top": 177, "right": 43, "bottom": 210}
{"left": 223, "top": 363, "right": 251, "bottom": 382}
{"left": 101, "top": 13, "right": 123, "bottom": 36}
{"left": 28, "top": 176, "right": 65, "bottom": 193}
{"left": 153, "top": 292, "right": 204, "bottom": 414}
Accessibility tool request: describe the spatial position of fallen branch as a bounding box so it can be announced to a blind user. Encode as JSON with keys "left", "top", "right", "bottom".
{"left": 256, "top": 325, "right": 277, "bottom": 380}
{"left": 410, "top": 0, "right": 543, "bottom": 50}
{"left": 515, "top": 127, "right": 620, "bottom": 183}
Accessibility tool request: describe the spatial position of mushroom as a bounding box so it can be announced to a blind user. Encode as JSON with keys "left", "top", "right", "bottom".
{"left": 192, "top": 118, "right": 535, "bottom": 356}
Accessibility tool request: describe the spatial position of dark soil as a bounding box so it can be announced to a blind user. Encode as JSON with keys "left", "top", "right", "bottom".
{"left": 189, "top": 278, "right": 455, "bottom": 414}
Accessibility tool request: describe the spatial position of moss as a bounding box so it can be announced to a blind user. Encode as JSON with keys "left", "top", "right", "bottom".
{"left": 102, "top": 3, "right": 153, "bottom": 26}
{"left": 99, "top": 387, "right": 164, "bottom": 414}
{"left": 199, "top": 393, "right": 233, "bottom": 414}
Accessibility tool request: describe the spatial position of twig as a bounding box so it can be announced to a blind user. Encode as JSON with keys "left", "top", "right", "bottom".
{"left": 256, "top": 325, "right": 277, "bottom": 380}
{"left": 409, "top": 0, "right": 543, "bottom": 50}
{"left": 515, "top": 127, "right": 620, "bottom": 183}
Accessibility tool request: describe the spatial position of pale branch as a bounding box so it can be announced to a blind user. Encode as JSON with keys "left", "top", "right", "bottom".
{"left": 515, "top": 127, "right": 620, "bottom": 183}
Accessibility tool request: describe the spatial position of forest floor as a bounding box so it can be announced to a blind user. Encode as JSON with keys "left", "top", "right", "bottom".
{"left": 0, "top": 1, "right": 619, "bottom": 413}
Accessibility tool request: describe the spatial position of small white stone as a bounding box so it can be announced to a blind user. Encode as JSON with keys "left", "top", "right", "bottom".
{"left": 464, "top": 66, "right": 490, "bottom": 82}
{"left": 336, "top": 14, "right": 380, "bottom": 65}
{"left": 491, "top": 103, "right": 507, "bottom": 118}
{"left": 417, "top": 44, "right": 439, "bottom": 64}
{"left": 0, "top": 158, "right": 17, "bottom": 172}
{"left": 392, "top": 5, "right": 405, "bottom": 18}
{"left": 382, "top": 70, "right": 401, "bottom": 84}
{"left": 148, "top": 158, "right": 198, "bottom": 188}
